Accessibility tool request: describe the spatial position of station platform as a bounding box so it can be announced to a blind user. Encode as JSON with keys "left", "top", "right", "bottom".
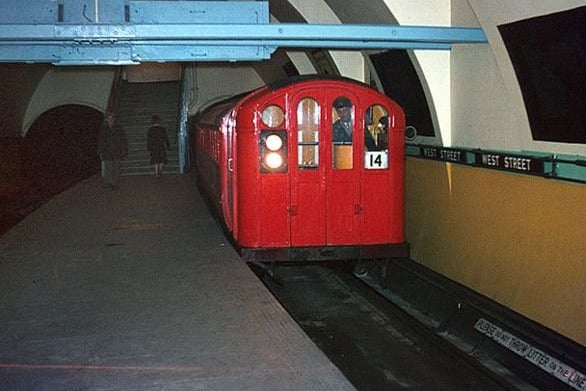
{"left": 0, "top": 174, "right": 357, "bottom": 391}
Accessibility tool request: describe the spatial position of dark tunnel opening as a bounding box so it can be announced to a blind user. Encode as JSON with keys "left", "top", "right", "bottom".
{"left": 23, "top": 104, "right": 102, "bottom": 186}
{"left": 0, "top": 105, "right": 103, "bottom": 235}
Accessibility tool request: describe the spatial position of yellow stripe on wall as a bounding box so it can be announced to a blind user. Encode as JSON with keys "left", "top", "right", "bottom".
{"left": 406, "top": 157, "right": 586, "bottom": 345}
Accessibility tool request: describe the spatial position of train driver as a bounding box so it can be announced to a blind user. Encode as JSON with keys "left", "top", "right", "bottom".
{"left": 333, "top": 97, "right": 353, "bottom": 144}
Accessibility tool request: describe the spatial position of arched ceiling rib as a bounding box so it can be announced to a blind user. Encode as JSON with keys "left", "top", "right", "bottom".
{"left": 269, "top": 0, "right": 307, "bottom": 23}
{"left": 323, "top": 0, "right": 398, "bottom": 24}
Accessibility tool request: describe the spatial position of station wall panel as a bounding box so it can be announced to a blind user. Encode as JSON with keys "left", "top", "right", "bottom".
{"left": 405, "top": 157, "right": 586, "bottom": 345}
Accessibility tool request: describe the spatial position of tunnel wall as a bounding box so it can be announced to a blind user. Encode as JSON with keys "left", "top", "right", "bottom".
{"left": 452, "top": 0, "right": 585, "bottom": 156}
{"left": 22, "top": 67, "right": 115, "bottom": 136}
{"left": 0, "top": 138, "right": 24, "bottom": 184}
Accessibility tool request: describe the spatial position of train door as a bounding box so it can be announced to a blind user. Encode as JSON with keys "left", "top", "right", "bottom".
{"left": 361, "top": 103, "right": 392, "bottom": 244}
{"left": 327, "top": 92, "right": 362, "bottom": 244}
{"left": 290, "top": 89, "right": 362, "bottom": 246}
{"left": 290, "top": 94, "right": 326, "bottom": 246}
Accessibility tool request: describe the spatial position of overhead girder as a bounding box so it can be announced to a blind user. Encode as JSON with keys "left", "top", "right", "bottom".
{"left": 0, "top": 1, "right": 487, "bottom": 65}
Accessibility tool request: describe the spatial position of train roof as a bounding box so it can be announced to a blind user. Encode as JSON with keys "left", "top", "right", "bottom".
{"left": 194, "top": 74, "right": 387, "bottom": 127}
{"left": 267, "top": 74, "right": 375, "bottom": 92}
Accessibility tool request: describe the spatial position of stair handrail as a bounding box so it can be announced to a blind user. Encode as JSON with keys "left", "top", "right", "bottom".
{"left": 106, "top": 67, "right": 123, "bottom": 115}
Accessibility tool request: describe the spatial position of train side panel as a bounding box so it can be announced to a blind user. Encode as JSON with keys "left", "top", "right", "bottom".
{"left": 194, "top": 124, "right": 222, "bottom": 216}
{"left": 193, "top": 103, "right": 236, "bottom": 234}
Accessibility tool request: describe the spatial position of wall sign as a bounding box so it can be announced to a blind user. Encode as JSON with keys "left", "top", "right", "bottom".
{"left": 420, "top": 146, "right": 467, "bottom": 163}
{"left": 475, "top": 318, "right": 585, "bottom": 391}
{"left": 474, "top": 152, "right": 546, "bottom": 175}
{"left": 406, "top": 143, "right": 585, "bottom": 183}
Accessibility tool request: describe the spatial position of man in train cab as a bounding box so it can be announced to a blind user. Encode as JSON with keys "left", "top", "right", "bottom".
{"left": 333, "top": 97, "right": 354, "bottom": 143}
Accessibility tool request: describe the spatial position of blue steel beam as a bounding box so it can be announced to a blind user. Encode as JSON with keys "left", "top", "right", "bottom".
{"left": 0, "top": 0, "right": 487, "bottom": 64}
{"left": 0, "top": 0, "right": 269, "bottom": 25}
{"left": 0, "top": 23, "right": 485, "bottom": 64}
{"left": 0, "top": 23, "right": 486, "bottom": 43}
{"left": 0, "top": 42, "right": 450, "bottom": 65}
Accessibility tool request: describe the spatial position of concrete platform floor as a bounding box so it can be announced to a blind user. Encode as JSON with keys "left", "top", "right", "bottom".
{"left": 0, "top": 174, "right": 356, "bottom": 391}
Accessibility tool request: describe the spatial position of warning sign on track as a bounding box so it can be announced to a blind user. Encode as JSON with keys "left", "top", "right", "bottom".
{"left": 474, "top": 318, "right": 585, "bottom": 391}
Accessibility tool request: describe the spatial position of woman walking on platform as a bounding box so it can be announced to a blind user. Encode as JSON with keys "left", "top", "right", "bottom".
{"left": 147, "top": 114, "right": 170, "bottom": 177}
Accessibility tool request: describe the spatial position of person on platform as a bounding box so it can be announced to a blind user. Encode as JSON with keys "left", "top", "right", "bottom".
{"left": 98, "top": 112, "right": 127, "bottom": 189}
{"left": 147, "top": 114, "right": 170, "bottom": 177}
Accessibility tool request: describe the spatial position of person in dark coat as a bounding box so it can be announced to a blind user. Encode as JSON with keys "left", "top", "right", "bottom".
{"left": 364, "top": 115, "right": 378, "bottom": 151}
{"left": 147, "top": 114, "right": 170, "bottom": 177}
{"left": 98, "top": 112, "right": 127, "bottom": 189}
{"left": 332, "top": 96, "right": 353, "bottom": 144}
{"left": 376, "top": 116, "right": 389, "bottom": 150}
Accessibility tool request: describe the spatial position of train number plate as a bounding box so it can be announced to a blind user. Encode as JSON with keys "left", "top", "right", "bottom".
{"left": 365, "top": 151, "right": 388, "bottom": 169}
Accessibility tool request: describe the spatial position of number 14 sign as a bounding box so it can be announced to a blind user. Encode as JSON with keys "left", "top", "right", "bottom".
{"left": 365, "top": 151, "right": 388, "bottom": 169}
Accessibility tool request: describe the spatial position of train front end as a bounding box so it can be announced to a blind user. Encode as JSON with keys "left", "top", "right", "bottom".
{"left": 232, "top": 78, "right": 409, "bottom": 261}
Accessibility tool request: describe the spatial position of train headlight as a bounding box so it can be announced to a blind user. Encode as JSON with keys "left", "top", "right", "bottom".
{"left": 265, "top": 152, "right": 284, "bottom": 169}
{"left": 265, "top": 134, "right": 283, "bottom": 151}
{"left": 260, "top": 130, "right": 287, "bottom": 173}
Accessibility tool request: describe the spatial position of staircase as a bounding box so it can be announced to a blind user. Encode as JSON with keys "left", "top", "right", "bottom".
{"left": 115, "top": 81, "right": 181, "bottom": 176}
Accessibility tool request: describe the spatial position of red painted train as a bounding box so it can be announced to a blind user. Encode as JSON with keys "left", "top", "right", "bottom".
{"left": 192, "top": 75, "right": 409, "bottom": 261}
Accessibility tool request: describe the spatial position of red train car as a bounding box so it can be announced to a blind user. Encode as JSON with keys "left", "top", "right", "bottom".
{"left": 192, "top": 75, "right": 409, "bottom": 261}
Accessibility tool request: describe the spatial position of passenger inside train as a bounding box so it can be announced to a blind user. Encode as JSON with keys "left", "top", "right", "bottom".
{"left": 363, "top": 115, "right": 378, "bottom": 151}
{"left": 364, "top": 106, "right": 389, "bottom": 152}
{"left": 376, "top": 116, "right": 389, "bottom": 150}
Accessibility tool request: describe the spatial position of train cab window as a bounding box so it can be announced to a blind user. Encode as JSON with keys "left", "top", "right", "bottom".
{"left": 297, "top": 98, "right": 320, "bottom": 169}
{"left": 332, "top": 96, "right": 354, "bottom": 169}
{"left": 364, "top": 104, "right": 389, "bottom": 170}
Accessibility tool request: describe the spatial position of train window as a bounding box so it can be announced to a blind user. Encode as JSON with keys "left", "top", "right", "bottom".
{"left": 332, "top": 96, "right": 353, "bottom": 169}
{"left": 261, "top": 105, "right": 285, "bottom": 128}
{"left": 364, "top": 105, "right": 389, "bottom": 170}
{"left": 297, "top": 98, "right": 320, "bottom": 169}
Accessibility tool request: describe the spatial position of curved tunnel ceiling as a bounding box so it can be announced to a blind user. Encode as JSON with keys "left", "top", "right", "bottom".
{"left": 1, "top": 0, "right": 472, "bottom": 139}
{"left": 253, "top": 0, "right": 437, "bottom": 141}
{"left": 254, "top": 0, "right": 400, "bottom": 83}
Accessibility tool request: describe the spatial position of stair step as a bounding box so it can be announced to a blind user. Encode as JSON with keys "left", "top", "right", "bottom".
{"left": 120, "top": 168, "right": 179, "bottom": 176}
{"left": 114, "top": 80, "right": 182, "bottom": 175}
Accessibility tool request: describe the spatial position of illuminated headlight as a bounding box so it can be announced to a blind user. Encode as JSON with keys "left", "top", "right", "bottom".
{"left": 260, "top": 130, "right": 287, "bottom": 173}
{"left": 264, "top": 152, "right": 284, "bottom": 169}
{"left": 265, "top": 134, "right": 283, "bottom": 151}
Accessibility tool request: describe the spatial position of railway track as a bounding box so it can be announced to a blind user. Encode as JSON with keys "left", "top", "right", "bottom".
{"left": 250, "top": 262, "right": 514, "bottom": 391}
